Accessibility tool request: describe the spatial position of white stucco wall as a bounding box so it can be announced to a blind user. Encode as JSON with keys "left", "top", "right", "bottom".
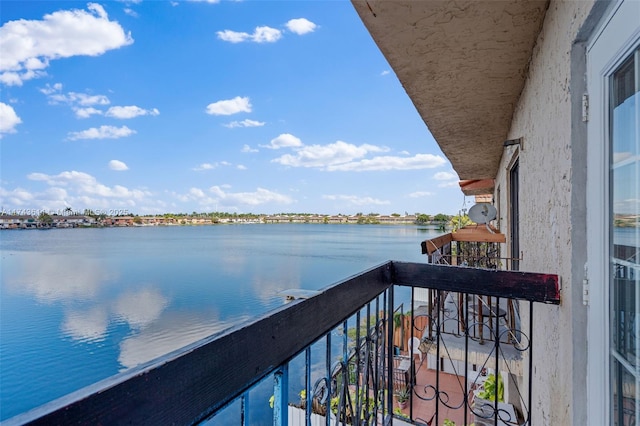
{"left": 494, "top": 1, "right": 594, "bottom": 424}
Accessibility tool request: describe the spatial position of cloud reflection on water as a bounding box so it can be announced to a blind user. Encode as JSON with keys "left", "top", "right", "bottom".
{"left": 5, "top": 252, "right": 113, "bottom": 303}
{"left": 61, "top": 306, "right": 109, "bottom": 343}
{"left": 5, "top": 251, "right": 193, "bottom": 368}
{"left": 118, "top": 312, "right": 251, "bottom": 370}
{"left": 112, "top": 288, "right": 168, "bottom": 330}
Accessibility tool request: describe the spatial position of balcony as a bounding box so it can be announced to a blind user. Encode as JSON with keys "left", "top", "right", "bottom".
{"left": 7, "top": 261, "right": 558, "bottom": 426}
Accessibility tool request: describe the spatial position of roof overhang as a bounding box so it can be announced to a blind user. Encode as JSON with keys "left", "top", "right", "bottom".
{"left": 352, "top": 0, "right": 548, "bottom": 181}
{"left": 459, "top": 179, "right": 495, "bottom": 196}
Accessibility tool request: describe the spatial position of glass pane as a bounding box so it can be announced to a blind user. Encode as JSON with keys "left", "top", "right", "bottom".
{"left": 610, "top": 47, "right": 639, "bottom": 426}
{"left": 612, "top": 361, "right": 638, "bottom": 426}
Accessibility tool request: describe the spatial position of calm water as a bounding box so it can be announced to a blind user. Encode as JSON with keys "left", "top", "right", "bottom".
{"left": 0, "top": 224, "right": 440, "bottom": 421}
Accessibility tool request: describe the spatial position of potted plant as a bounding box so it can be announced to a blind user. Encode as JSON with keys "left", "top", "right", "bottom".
{"left": 395, "top": 386, "right": 411, "bottom": 409}
{"left": 476, "top": 373, "right": 504, "bottom": 402}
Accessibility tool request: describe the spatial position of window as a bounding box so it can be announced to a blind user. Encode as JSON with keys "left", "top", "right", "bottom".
{"left": 609, "top": 46, "right": 639, "bottom": 426}
{"left": 587, "top": 1, "right": 639, "bottom": 423}
{"left": 509, "top": 159, "right": 520, "bottom": 271}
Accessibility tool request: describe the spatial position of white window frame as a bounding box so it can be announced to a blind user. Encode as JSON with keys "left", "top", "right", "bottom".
{"left": 586, "top": 1, "right": 640, "bottom": 424}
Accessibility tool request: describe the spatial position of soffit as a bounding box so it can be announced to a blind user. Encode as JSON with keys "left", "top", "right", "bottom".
{"left": 351, "top": 0, "right": 548, "bottom": 180}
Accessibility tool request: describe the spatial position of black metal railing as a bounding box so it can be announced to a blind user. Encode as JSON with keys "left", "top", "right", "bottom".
{"left": 423, "top": 239, "right": 523, "bottom": 347}
{"left": 6, "top": 261, "right": 559, "bottom": 426}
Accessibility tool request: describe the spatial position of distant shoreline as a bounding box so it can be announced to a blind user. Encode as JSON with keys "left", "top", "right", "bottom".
{"left": 1, "top": 221, "right": 448, "bottom": 230}
{"left": 0, "top": 213, "right": 450, "bottom": 230}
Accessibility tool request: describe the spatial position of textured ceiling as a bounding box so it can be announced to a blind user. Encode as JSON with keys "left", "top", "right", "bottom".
{"left": 352, "top": 0, "right": 548, "bottom": 180}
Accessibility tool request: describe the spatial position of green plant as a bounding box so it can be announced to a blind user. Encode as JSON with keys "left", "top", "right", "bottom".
{"left": 393, "top": 407, "right": 409, "bottom": 419}
{"left": 443, "top": 419, "right": 456, "bottom": 426}
{"left": 393, "top": 311, "right": 403, "bottom": 329}
{"left": 395, "top": 387, "right": 411, "bottom": 403}
{"left": 330, "top": 395, "right": 340, "bottom": 414}
{"left": 477, "top": 373, "right": 504, "bottom": 402}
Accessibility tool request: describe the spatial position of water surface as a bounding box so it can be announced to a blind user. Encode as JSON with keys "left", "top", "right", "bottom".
{"left": 0, "top": 224, "right": 439, "bottom": 420}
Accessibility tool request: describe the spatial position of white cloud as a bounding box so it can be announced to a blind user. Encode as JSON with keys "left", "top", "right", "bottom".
{"left": 271, "top": 140, "right": 445, "bottom": 172}
{"left": 1, "top": 179, "right": 163, "bottom": 214}
{"left": 192, "top": 162, "right": 231, "bottom": 171}
{"left": 285, "top": 18, "right": 317, "bottom": 35}
{"left": 123, "top": 8, "right": 139, "bottom": 18}
{"left": 241, "top": 144, "right": 258, "bottom": 153}
{"left": 109, "top": 160, "right": 129, "bottom": 171}
{"left": 409, "top": 191, "right": 434, "bottom": 198}
{"left": 27, "top": 170, "right": 151, "bottom": 200}
{"left": 205, "top": 96, "right": 251, "bottom": 115}
{"left": 42, "top": 83, "right": 112, "bottom": 118}
{"left": 272, "top": 140, "right": 388, "bottom": 169}
{"left": 187, "top": 0, "right": 221, "bottom": 3}
{"left": 68, "top": 125, "right": 136, "bottom": 140}
{"left": 0, "top": 186, "right": 34, "bottom": 206}
{"left": 237, "top": 165, "right": 247, "bottom": 170}
{"left": 41, "top": 85, "right": 158, "bottom": 120}
{"left": 41, "top": 85, "right": 110, "bottom": 106}
{"left": 327, "top": 153, "right": 446, "bottom": 172}
{"left": 262, "top": 133, "right": 303, "bottom": 149}
{"left": 172, "top": 185, "right": 294, "bottom": 209}
{"left": 434, "top": 171, "right": 458, "bottom": 181}
{"left": 0, "top": 102, "right": 21, "bottom": 137}
{"left": 0, "top": 3, "right": 133, "bottom": 86}
{"left": 381, "top": 70, "right": 390, "bottom": 76}
{"left": 198, "top": 163, "right": 216, "bottom": 171}
{"left": 217, "top": 26, "right": 282, "bottom": 43}
{"left": 75, "top": 107, "right": 103, "bottom": 119}
{"left": 40, "top": 82, "right": 62, "bottom": 95}
{"left": 438, "top": 181, "right": 460, "bottom": 188}
{"left": 224, "top": 119, "right": 265, "bottom": 128}
{"left": 193, "top": 163, "right": 215, "bottom": 171}
{"left": 106, "top": 106, "right": 160, "bottom": 119}
{"left": 252, "top": 26, "right": 282, "bottom": 43}
{"left": 65, "top": 93, "right": 110, "bottom": 106}
{"left": 216, "top": 30, "right": 250, "bottom": 43}
{"left": 433, "top": 171, "right": 459, "bottom": 188}
{"left": 209, "top": 186, "right": 294, "bottom": 206}
{"left": 44, "top": 87, "right": 111, "bottom": 107}
{"left": 323, "top": 194, "right": 390, "bottom": 206}
{"left": 189, "top": 188, "right": 206, "bottom": 198}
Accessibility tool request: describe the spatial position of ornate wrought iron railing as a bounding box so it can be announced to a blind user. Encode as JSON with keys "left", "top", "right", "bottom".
{"left": 422, "top": 234, "right": 523, "bottom": 347}
{"left": 6, "top": 261, "right": 559, "bottom": 426}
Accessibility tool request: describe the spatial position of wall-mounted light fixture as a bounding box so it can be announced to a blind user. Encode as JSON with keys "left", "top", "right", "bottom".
{"left": 503, "top": 137, "right": 523, "bottom": 150}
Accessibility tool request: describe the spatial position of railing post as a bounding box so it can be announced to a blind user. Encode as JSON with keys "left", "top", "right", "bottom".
{"left": 355, "top": 310, "right": 362, "bottom": 423}
{"left": 494, "top": 297, "right": 500, "bottom": 426}
{"left": 528, "top": 301, "right": 534, "bottom": 426}
{"left": 325, "top": 333, "right": 331, "bottom": 426}
{"left": 241, "top": 392, "right": 249, "bottom": 426}
{"left": 305, "top": 347, "right": 311, "bottom": 425}
{"left": 273, "top": 365, "right": 288, "bottom": 426}
{"left": 387, "top": 287, "right": 394, "bottom": 421}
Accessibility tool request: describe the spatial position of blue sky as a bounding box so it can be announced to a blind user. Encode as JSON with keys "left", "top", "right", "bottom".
{"left": 0, "top": 0, "right": 466, "bottom": 216}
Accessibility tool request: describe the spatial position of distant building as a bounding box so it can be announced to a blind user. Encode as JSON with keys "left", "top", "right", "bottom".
{"left": 0, "top": 215, "right": 36, "bottom": 229}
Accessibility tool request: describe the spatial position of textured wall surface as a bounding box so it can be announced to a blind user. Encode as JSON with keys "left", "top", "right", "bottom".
{"left": 494, "top": 1, "right": 594, "bottom": 424}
